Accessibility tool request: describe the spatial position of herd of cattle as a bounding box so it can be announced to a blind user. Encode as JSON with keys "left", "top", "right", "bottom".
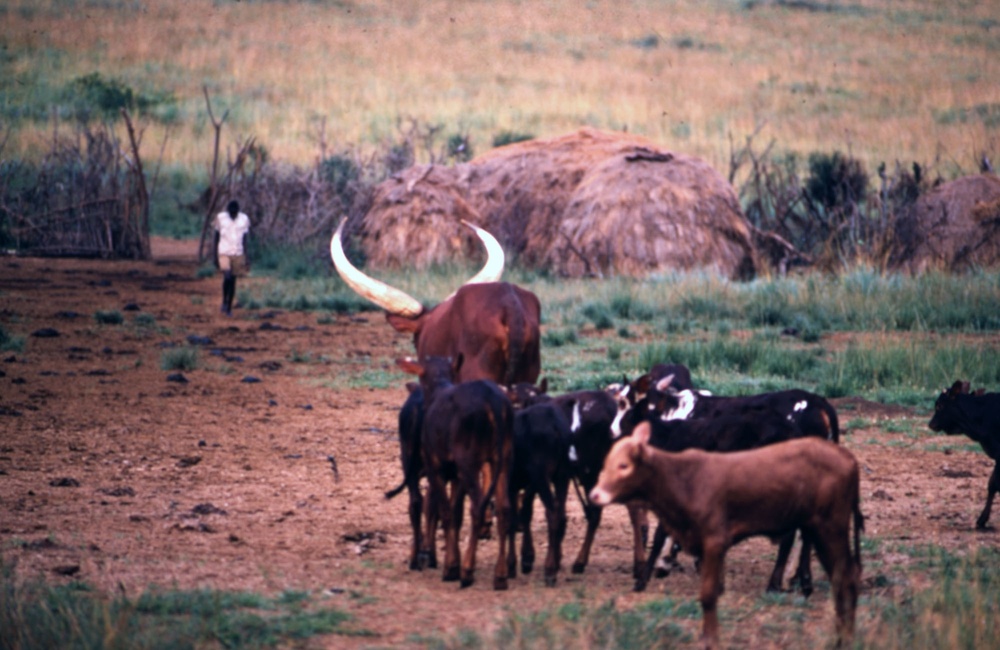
{"left": 330, "top": 221, "right": 1000, "bottom": 649}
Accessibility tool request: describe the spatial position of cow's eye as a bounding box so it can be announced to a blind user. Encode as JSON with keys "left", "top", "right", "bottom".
{"left": 618, "top": 463, "right": 629, "bottom": 471}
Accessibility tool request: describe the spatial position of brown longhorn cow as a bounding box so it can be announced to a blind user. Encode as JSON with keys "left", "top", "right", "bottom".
{"left": 331, "top": 219, "right": 541, "bottom": 385}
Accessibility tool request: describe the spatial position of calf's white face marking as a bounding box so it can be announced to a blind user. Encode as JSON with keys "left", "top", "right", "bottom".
{"left": 664, "top": 390, "right": 697, "bottom": 421}
{"left": 610, "top": 385, "right": 632, "bottom": 439}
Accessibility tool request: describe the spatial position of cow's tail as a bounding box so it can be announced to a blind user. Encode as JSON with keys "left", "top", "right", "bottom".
{"left": 384, "top": 448, "right": 418, "bottom": 500}
{"left": 384, "top": 478, "right": 407, "bottom": 500}
{"left": 826, "top": 401, "right": 841, "bottom": 444}
{"left": 503, "top": 292, "right": 527, "bottom": 387}
{"left": 477, "top": 402, "right": 510, "bottom": 524}
{"left": 852, "top": 496, "right": 865, "bottom": 574}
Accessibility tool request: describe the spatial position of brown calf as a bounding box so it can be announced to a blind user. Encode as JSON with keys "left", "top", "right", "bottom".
{"left": 397, "top": 355, "right": 514, "bottom": 590}
{"left": 590, "top": 424, "right": 863, "bottom": 649}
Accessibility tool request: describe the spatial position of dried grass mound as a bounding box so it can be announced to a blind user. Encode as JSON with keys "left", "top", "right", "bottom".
{"left": 358, "top": 128, "right": 757, "bottom": 279}
{"left": 888, "top": 173, "right": 1000, "bottom": 273}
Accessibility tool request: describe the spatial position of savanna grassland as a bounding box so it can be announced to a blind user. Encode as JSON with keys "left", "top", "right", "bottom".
{"left": 1, "top": 0, "right": 998, "bottom": 179}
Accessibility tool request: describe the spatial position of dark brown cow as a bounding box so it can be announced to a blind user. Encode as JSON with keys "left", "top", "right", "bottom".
{"left": 397, "top": 355, "right": 514, "bottom": 590}
{"left": 331, "top": 218, "right": 541, "bottom": 385}
{"left": 590, "top": 426, "right": 863, "bottom": 650}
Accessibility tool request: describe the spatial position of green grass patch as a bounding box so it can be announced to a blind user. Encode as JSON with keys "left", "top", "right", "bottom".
{"left": 0, "top": 570, "right": 369, "bottom": 650}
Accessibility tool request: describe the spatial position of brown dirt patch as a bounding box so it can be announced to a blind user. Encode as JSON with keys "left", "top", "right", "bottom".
{"left": 1, "top": 239, "right": 998, "bottom": 648}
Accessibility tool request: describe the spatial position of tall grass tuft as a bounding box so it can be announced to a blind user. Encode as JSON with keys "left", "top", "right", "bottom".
{"left": 160, "top": 346, "right": 198, "bottom": 371}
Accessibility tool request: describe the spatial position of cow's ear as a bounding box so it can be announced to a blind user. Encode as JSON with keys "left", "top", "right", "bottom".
{"left": 961, "top": 381, "right": 971, "bottom": 394}
{"left": 405, "top": 381, "right": 420, "bottom": 394}
{"left": 633, "top": 373, "right": 652, "bottom": 394}
{"left": 633, "top": 421, "right": 652, "bottom": 446}
{"left": 539, "top": 377, "right": 548, "bottom": 394}
{"left": 654, "top": 374, "right": 675, "bottom": 394}
{"left": 948, "top": 380, "right": 965, "bottom": 396}
{"left": 396, "top": 357, "right": 423, "bottom": 376}
{"left": 386, "top": 313, "right": 422, "bottom": 334}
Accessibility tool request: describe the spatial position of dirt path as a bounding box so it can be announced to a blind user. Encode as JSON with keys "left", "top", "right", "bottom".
{"left": 1, "top": 242, "right": 998, "bottom": 648}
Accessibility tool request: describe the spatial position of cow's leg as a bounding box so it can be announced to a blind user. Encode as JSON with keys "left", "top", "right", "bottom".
{"left": 976, "top": 461, "right": 1000, "bottom": 530}
{"left": 492, "top": 465, "right": 511, "bottom": 591}
{"left": 793, "top": 535, "right": 814, "bottom": 597}
{"left": 520, "top": 488, "right": 536, "bottom": 575}
{"left": 407, "top": 481, "right": 423, "bottom": 571}
{"left": 767, "top": 530, "right": 795, "bottom": 593}
{"left": 636, "top": 522, "right": 668, "bottom": 592}
{"left": 506, "top": 487, "right": 520, "bottom": 580}
{"left": 628, "top": 503, "right": 649, "bottom": 580}
{"left": 572, "top": 501, "right": 602, "bottom": 574}
{"left": 544, "top": 478, "right": 569, "bottom": 587}
{"left": 420, "top": 474, "right": 444, "bottom": 571}
{"left": 459, "top": 472, "right": 478, "bottom": 588}
{"left": 444, "top": 481, "right": 465, "bottom": 583}
{"left": 811, "top": 527, "right": 857, "bottom": 647}
{"left": 478, "top": 465, "right": 494, "bottom": 539}
{"left": 698, "top": 541, "right": 727, "bottom": 650}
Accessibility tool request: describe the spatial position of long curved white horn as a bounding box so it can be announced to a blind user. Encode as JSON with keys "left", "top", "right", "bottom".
{"left": 460, "top": 220, "right": 505, "bottom": 285}
{"left": 330, "top": 218, "right": 424, "bottom": 318}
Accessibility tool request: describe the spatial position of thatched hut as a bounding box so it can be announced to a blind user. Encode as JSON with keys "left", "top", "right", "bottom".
{"left": 358, "top": 164, "right": 485, "bottom": 268}
{"left": 887, "top": 173, "right": 1000, "bottom": 273}
{"left": 356, "top": 128, "right": 758, "bottom": 279}
{"left": 539, "top": 144, "right": 756, "bottom": 279}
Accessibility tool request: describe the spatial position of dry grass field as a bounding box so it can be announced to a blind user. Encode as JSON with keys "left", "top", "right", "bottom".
{"left": 2, "top": 0, "right": 998, "bottom": 178}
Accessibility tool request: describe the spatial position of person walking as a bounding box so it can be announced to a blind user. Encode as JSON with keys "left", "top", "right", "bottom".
{"left": 213, "top": 200, "right": 251, "bottom": 316}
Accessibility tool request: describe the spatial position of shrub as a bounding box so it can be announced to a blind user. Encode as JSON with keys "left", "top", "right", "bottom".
{"left": 0, "top": 325, "right": 25, "bottom": 352}
{"left": 160, "top": 347, "right": 198, "bottom": 371}
{"left": 805, "top": 151, "right": 868, "bottom": 210}
{"left": 94, "top": 310, "right": 124, "bottom": 325}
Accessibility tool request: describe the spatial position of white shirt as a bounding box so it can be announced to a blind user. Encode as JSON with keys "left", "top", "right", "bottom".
{"left": 214, "top": 211, "right": 250, "bottom": 256}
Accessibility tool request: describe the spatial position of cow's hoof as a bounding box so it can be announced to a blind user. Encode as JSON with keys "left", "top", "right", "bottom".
{"left": 417, "top": 552, "right": 431, "bottom": 571}
{"left": 544, "top": 574, "right": 557, "bottom": 588}
{"left": 521, "top": 560, "right": 534, "bottom": 575}
{"left": 443, "top": 567, "right": 460, "bottom": 582}
{"left": 975, "top": 519, "right": 994, "bottom": 531}
{"left": 633, "top": 579, "right": 648, "bottom": 593}
{"left": 461, "top": 572, "right": 475, "bottom": 589}
{"left": 492, "top": 576, "right": 508, "bottom": 591}
{"left": 571, "top": 562, "right": 586, "bottom": 574}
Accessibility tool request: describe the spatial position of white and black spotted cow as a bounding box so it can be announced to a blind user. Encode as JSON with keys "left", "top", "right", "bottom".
{"left": 653, "top": 381, "right": 840, "bottom": 443}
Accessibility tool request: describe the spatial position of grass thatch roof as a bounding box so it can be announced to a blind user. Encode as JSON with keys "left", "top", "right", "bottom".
{"left": 357, "top": 128, "right": 758, "bottom": 279}
{"left": 887, "top": 173, "right": 1000, "bottom": 273}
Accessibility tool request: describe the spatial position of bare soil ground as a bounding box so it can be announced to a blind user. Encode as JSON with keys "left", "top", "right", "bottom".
{"left": 1, "top": 239, "right": 998, "bottom": 649}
